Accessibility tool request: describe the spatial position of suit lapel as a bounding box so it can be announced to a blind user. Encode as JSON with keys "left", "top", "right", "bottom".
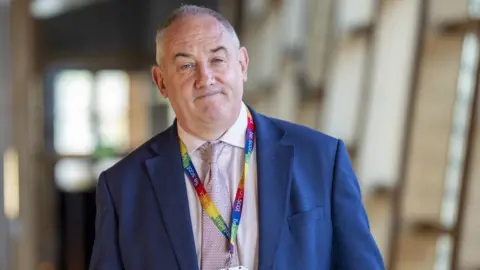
{"left": 252, "top": 110, "right": 294, "bottom": 270}
{"left": 145, "top": 124, "right": 198, "bottom": 270}
{"left": 143, "top": 109, "right": 293, "bottom": 270}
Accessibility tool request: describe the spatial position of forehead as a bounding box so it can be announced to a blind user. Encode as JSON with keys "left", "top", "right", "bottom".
{"left": 163, "top": 15, "right": 232, "bottom": 53}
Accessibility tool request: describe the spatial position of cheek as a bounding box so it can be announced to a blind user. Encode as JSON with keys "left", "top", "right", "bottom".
{"left": 168, "top": 77, "right": 194, "bottom": 99}
{"left": 217, "top": 69, "right": 240, "bottom": 88}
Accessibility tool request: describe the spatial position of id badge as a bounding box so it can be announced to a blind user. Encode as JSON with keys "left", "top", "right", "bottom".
{"left": 219, "top": 266, "right": 248, "bottom": 270}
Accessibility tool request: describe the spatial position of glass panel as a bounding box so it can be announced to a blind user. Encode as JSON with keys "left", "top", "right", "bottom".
{"left": 434, "top": 32, "right": 478, "bottom": 270}
{"left": 94, "top": 70, "right": 130, "bottom": 152}
{"left": 55, "top": 158, "right": 94, "bottom": 192}
{"left": 54, "top": 70, "right": 95, "bottom": 155}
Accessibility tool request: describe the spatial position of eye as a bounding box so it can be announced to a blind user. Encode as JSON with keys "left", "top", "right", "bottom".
{"left": 212, "top": 57, "right": 225, "bottom": 63}
{"left": 180, "top": 63, "right": 194, "bottom": 70}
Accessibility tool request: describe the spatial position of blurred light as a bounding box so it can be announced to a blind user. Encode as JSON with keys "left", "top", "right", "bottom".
{"left": 245, "top": 0, "right": 269, "bottom": 17}
{"left": 30, "top": 0, "right": 62, "bottom": 18}
{"left": 95, "top": 70, "right": 130, "bottom": 151}
{"left": 54, "top": 70, "right": 96, "bottom": 155}
{"left": 3, "top": 147, "right": 19, "bottom": 220}
{"left": 92, "top": 158, "right": 121, "bottom": 181}
{"left": 30, "top": 0, "right": 104, "bottom": 19}
{"left": 434, "top": 235, "right": 453, "bottom": 270}
{"left": 469, "top": 0, "right": 480, "bottom": 19}
{"left": 55, "top": 159, "right": 94, "bottom": 192}
{"left": 440, "top": 32, "right": 478, "bottom": 228}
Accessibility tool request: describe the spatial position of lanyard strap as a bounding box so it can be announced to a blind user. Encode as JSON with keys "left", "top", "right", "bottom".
{"left": 179, "top": 107, "right": 255, "bottom": 256}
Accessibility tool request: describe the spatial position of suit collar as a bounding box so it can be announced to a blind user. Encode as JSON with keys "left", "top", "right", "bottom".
{"left": 147, "top": 105, "right": 293, "bottom": 270}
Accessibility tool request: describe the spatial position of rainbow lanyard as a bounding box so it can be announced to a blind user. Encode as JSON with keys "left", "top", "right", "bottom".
{"left": 179, "top": 107, "right": 255, "bottom": 257}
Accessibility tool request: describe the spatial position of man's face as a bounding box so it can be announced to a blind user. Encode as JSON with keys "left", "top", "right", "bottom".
{"left": 152, "top": 15, "right": 249, "bottom": 133}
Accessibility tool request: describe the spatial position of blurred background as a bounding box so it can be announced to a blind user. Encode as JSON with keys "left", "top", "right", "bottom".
{"left": 1, "top": 0, "right": 480, "bottom": 269}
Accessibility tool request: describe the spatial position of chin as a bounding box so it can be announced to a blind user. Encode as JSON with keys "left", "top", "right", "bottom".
{"left": 199, "top": 104, "right": 231, "bottom": 122}
{"left": 194, "top": 95, "right": 240, "bottom": 121}
{"left": 203, "top": 106, "right": 228, "bottom": 120}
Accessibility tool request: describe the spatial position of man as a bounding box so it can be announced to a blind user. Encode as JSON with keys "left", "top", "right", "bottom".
{"left": 89, "top": 4, "right": 385, "bottom": 270}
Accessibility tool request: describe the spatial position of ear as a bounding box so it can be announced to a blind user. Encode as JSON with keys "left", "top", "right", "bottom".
{"left": 239, "top": 47, "right": 249, "bottom": 82}
{"left": 151, "top": 66, "right": 168, "bottom": 98}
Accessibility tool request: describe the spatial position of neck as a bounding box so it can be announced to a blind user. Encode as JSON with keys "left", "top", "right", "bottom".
{"left": 178, "top": 104, "right": 243, "bottom": 141}
{"left": 178, "top": 118, "right": 234, "bottom": 141}
{"left": 186, "top": 125, "right": 229, "bottom": 141}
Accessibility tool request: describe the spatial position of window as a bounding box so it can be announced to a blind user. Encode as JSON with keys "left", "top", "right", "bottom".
{"left": 52, "top": 69, "right": 131, "bottom": 192}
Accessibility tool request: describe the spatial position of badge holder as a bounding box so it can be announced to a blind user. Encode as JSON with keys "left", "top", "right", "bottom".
{"left": 219, "top": 252, "right": 248, "bottom": 270}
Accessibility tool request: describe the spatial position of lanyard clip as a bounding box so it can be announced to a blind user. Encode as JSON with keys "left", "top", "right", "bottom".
{"left": 227, "top": 251, "right": 233, "bottom": 267}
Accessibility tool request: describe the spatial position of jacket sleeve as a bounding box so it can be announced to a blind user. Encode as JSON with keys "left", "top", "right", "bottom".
{"left": 331, "top": 140, "right": 385, "bottom": 270}
{"left": 89, "top": 171, "right": 124, "bottom": 270}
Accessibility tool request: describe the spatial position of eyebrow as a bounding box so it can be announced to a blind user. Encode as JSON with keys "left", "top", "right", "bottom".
{"left": 211, "top": 46, "right": 227, "bottom": 54}
{"left": 173, "top": 52, "right": 193, "bottom": 62}
{"left": 172, "top": 46, "right": 228, "bottom": 62}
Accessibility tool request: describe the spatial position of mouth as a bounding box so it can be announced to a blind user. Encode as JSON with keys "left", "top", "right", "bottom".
{"left": 196, "top": 92, "right": 222, "bottom": 100}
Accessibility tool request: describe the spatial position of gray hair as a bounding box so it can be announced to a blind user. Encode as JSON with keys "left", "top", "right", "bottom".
{"left": 155, "top": 4, "right": 240, "bottom": 65}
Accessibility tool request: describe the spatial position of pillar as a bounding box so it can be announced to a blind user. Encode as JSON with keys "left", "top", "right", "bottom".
{"left": 0, "top": 1, "right": 12, "bottom": 269}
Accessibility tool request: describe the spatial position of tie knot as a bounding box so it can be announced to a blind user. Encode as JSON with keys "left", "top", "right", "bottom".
{"left": 201, "top": 140, "right": 223, "bottom": 164}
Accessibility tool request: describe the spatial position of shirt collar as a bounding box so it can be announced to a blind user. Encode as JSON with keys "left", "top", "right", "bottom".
{"left": 177, "top": 103, "right": 247, "bottom": 154}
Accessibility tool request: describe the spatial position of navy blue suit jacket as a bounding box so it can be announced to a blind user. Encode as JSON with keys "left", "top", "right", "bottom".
{"left": 89, "top": 107, "right": 385, "bottom": 270}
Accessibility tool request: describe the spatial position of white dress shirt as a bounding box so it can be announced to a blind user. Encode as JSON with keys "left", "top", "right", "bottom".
{"left": 177, "top": 103, "right": 259, "bottom": 270}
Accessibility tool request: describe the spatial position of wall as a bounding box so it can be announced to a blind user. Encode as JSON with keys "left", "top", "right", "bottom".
{"left": 357, "top": 0, "right": 421, "bottom": 189}
{"left": 0, "top": 3, "right": 11, "bottom": 270}
{"left": 459, "top": 68, "right": 480, "bottom": 268}
{"left": 403, "top": 31, "right": 462, "bottom": 223}
{"left": 323, "top": 36, "right": 368, "bottom": 146}
{"left": 337, "top": 0, "right": 375, "bottom": 31}
{"left": 429, "top": 0, "right": 468, "bottom": 25}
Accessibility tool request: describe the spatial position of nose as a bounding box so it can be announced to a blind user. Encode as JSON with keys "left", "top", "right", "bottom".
{"left": 194, "top": 62, "right": 215, "bottom": 88}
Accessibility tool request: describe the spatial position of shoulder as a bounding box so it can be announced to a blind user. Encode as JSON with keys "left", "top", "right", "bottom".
{"left": 265, "top": 115, "right": 340, "bottom": 151}
{"left": 255, "top": 113, "right": 348, "bottom": 168}
{"left": 101, "top": 126, "right": 171, "bottom": 181}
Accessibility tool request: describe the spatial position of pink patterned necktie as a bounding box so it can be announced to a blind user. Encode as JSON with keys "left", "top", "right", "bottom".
{"left": 200, "top": 141, "right": 238, "bottom": 270}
